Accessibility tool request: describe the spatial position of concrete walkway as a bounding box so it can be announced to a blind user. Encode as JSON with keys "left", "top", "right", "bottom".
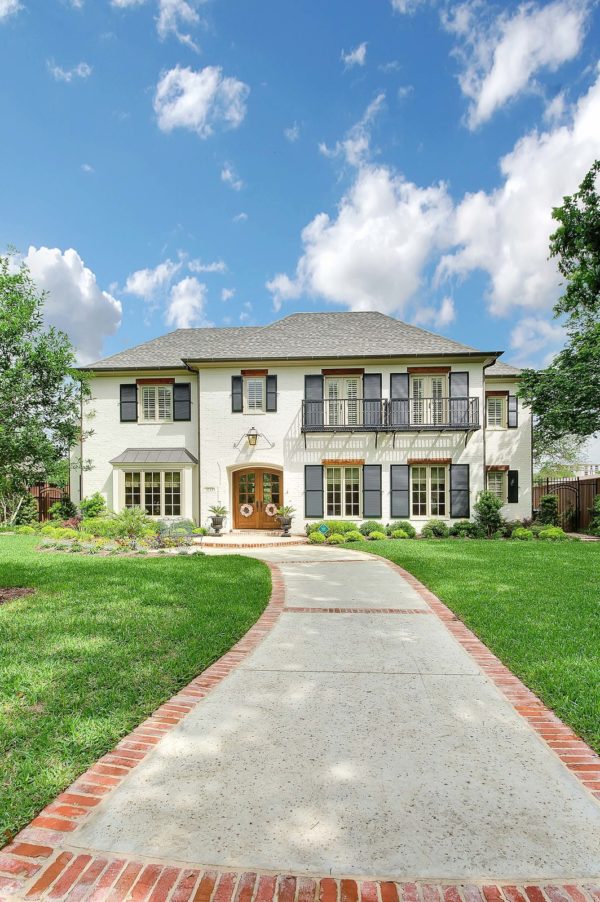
{"left": 61, "top": 547, "right": 600, "bottom": 881}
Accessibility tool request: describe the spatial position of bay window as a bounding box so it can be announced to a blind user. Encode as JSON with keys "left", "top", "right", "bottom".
{"left": 411, "top": 465, "right": 447, "bottom": 518}
{"left": 325, "top": 466, "right": 361, "bottom": 517}
{"left": 124, "top": 470, "right": 182, "bottom": 517}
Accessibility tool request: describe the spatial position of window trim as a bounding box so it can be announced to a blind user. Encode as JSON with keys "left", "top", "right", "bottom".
{"left": 410, "top": 464, "right": 448, "bottom": 519}
{"left": 487, "top": 470, "right": 507, "bottom": 503}
{"left": 486, "top": 395, "right": 507, "bottom": 429}
{"left": 139, "top": 384, "right": 173, "bottom": 424}
{"left": 123, "top": 469, "right": 182, "bottom": 518}
{"left": 324, "top": 465, "right": 362, "bottom": 519}
{"left": 243, "top": 376, "right": 266, "bottom": 414}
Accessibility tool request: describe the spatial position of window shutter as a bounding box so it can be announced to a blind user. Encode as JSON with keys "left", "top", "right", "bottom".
{"left": 173, "top": 383, "right": 191, "bottom": 421}
{"left": 390, "top": 465, "right": 409, "bottom": 518}
{"left": 231, "top": 375, "right": 243, "bottom": 413}
{"left": 304, "top": 375, "right": 324, "bottom": 427}
{"left": 363, "top": 465, "right": 382, "bottom": 518}
{"left": 450, "top": 464, "right": 470, "bottom": 518}
{"left": 266, "top": 375, "right": 277, "bottom": 412}
{"left": 389, "top": 373, "right": 409, "bottom": 426}
{"left": 449, "top": 372, "right": 469, "bottom": 426}
{"left": 120, "top": 384, "right": 137, "bottom": 422}
{"left": 305, "top": 465, "right": 324, "bottom": 518}
{"left": 363, "top": 373, "right": 382, "bottom": 427}
{"left": 508, "top": 469, "right": 519, "bottom": 503}
{"left": 508, "top": 395, "right": 518, "bottom": 428}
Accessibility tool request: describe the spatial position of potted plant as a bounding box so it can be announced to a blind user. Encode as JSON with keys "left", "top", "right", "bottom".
{"left": 208, "top": 505, "right": 227, "bottom": 536}
{"left": 276, "top": 505, "right": 296, "bottom": 537}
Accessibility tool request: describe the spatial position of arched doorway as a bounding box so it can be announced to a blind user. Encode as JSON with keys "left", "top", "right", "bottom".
{"left": 232, "top": 468, "right": 282, "bottom": 529}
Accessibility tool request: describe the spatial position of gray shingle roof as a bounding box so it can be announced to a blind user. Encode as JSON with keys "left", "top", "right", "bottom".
{"left": 110, "top": 448, "right": 198, "bottom": 465}
{"left": 85, "top": 312, "right": 502, "bottom": 370}
{"left": 485, "top": 361, "right": 522, "bottom": 377}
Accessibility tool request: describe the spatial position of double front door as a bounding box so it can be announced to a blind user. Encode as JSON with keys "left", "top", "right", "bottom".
{"left": 233, "top": 468, "right": 282, "bottom": 529}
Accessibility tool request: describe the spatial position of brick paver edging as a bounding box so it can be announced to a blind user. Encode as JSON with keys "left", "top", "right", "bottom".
{"left": 382, "top": 559, "right": 600, "bottom": 807}
{"left": 0, "top": 563, "right": 287, "bottom": 900}
{"left": 283, "top": 607, "right": 431, "bottom": 614}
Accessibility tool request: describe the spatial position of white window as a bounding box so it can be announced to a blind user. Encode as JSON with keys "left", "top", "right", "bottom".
{"left": 410, "top": 375, "right": 447, "bottom": 425}
{"left": 244, "top": 377, "right": 265, "bottom": 413}
{"left": 124, "top": 471, "right": 182, "bottom": 517}
{"left": 325, "top": 466, "right": 361, "bottom": 517}
{"left": 411, "top": 465, "right": 447, "bottom": 518}
{"left": 486, "top": 396, "right": 506, "bottom": 429}
{"left": 140, "top": 385, "right": 172, "bottom": 423}
{"left": 487, "top": 470, "right": 506, "bottom": 501}
{"left": 325, "top": 377, "right": 362, "bottom": 426}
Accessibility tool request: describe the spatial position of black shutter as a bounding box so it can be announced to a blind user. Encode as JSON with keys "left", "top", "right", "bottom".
{"left": 450, "top": 464, "right": 470, "bottom": 518}
{"left": 304, "top": 375, "right": 324, "bottom": 427}
{"left": 120, "top": 384, "right": 137, "bottom": 422}
{"left": 390, "top": 465, "right": 409, "bottom": 518}
{"left": 231, "top": 375, "right": 243, "bottom": 413}
{"left": 449, "top": 372, "right": 469, "bottom": 426}
{"left": 305, "top": 465, "right": 324, "bottom": 518}
{"left": 508, "top": 470, "right": 519, "bottom": 503}
{"left": 363, "top": 465, "right": 382, "bottom": 518}
{"left": 363, "top": 373, "right": 382, "bottom": 427}
{"left": 389, "top": 373, "right": 409, "bottom": 426}
{"left": 173, "top": 383, "right": 191, "bottom": 421}
{"left": 508, "top": 395, "right": 518, "bottom": 428}
{"left": 266, "top": 375, "right": 277, "bottom": 412}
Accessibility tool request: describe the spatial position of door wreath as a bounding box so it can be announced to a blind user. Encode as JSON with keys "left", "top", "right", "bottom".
{"left": 240, "top": 503, "right": 254, "bottom": 518}
{"left": 264, "top": 502, "right": 278, "bottom": 517}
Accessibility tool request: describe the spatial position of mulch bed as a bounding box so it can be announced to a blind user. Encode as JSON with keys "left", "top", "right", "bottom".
{"left": 0, "top": 587, "right": 34, "bottom": 605}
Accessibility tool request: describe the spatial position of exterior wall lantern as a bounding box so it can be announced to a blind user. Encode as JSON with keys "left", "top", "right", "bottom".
{"left": 247, "top": 426, "right": 258, "bottom": 447}
{"left": 233, "top": 427, "right": 274, "bottom": 449}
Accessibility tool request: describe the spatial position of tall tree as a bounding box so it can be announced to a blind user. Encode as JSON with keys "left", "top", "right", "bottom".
{"left": 0, "top": 253, "right": 87, "bottom": 523}
{"left": 519, "top": 160, "right": 600, "bottom": 443}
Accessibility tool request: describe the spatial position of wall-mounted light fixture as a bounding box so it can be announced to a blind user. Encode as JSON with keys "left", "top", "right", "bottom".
{"left": 233, "top": 427, "right": 274, "bottom": 449}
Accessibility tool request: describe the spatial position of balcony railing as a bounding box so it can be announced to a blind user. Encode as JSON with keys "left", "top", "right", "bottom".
{"left": 301, "top": 397, "right": 480, "bottom": 432}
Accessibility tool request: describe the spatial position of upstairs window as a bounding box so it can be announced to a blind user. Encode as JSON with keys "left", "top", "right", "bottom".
{"left": 486, "top": 396, "right": 506, "bottom": 429}
{"left": 245, "top": 377, "right": 265, "bottom": 413}
{"left": 141, "top": 385, "right": 172, "bottom": 423}
{"left": 325, "top": 376, "right": 362, "bottom": 426}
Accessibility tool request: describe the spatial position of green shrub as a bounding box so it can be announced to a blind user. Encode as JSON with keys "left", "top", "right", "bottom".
{"left": 496, "top": 519, "right": 523, "bottom": 538}
{"left": 14, "top": 493, "right": 39, "bottom": 526}
{"left": 158, "top": 518, "right": 196, "bottom": 536}
{"left": 48, "top": 498, "right": 78, "bottom": 521}
{"left": 588, "top": 494, "right": 600, "bottom": 536}
{"left": 530, "top": 522, "right": 545, "bottom": 537}
{"left": 359, "top": 520, "right": 385, "bottom": 536}
{"left": 111, "top": 508, "right": 158, "bottom": 539}
{"left": 193, "top": 526, "right": 208, "bottom": 536}
{"left": 538, "top": 494, "right": 560, "bottom": 526}
{"left": 368, "top": 530, "right": 387, "bottom": 540}
{"left": 449, "top": 520, "right": 485, "bottom": 539}
{"left": 308, "top": 532, "right": 326, "bottom": 544}
{"left": 420, "top": 519, "right": 450, "bottom": 538}
{"left": 80, "top": 517, "right": 121, "bottom": 537}
{"left": 79, "top": 492, "right": 107, "bottom": 519}
{"left": 326, "top": 533, "right": 346, "bottom": 545}
{"left": 474, "top": 490, "right": 504, "bottom": 537}
{"left": 386, "top": 520, "right": 416, "bottom": 538}
{"left": 344, "top": 530, "right": 364, "bottom": 542}
{"left": 40, "top": 524, "right": 59, "bottom": 536}
{"left": 15, "top": 525, "right": 36, "bottom": 535}
{"left": 306, "top": 521, "right": 358, "bottom": 536}
{"left": 391, "top": 529, "right": 409, "bottom": 539}
{"left": 538, "top": 526, "right": 568, "bottom": 542}
{"left": 513, "top": 527, "right": 534, "bottom": 541}
{"left": 54, "top": 527, "right": 79, "bottom": 540}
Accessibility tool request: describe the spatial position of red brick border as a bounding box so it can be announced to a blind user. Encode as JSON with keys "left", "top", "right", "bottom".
{"left": 283, "top": 607, "right": 431, "bottom": 614}
{"left": 383, "top": 559, "right": 600, "bottom": 806}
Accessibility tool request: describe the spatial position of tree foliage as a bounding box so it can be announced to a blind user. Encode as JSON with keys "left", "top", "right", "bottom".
{"left": 519, "top": 160, "right": 600, "bottom": 443}
{"left": 0, "top": 253, "right": 88, "bottom": 523}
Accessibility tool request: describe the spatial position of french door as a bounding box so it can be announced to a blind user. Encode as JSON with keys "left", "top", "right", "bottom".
{"left": 325, "top": 377, "right": 361, "bottom": 427}
{"left": 233, "top": 468, "right": 282, "bottom": 529}
{"left": 410, "top": 376, "right": 446, "bottom": 426}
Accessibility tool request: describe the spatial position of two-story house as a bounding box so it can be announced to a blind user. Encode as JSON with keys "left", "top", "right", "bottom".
{"left": 73, "top": 312, "right": 532, "bottom": 532}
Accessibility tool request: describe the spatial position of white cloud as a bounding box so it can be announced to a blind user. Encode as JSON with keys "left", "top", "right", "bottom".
{"left": 154, "top": 65, "right": 249, "bottom": 139}
{"left": 413, "top": 296, "right": 456, "bottom": 329}
{"left": 544, "top": 90, "right": 567, "bottom": 124}
{"left": 341, "top": 42, "right": 367, "bottom": 69}
{"left": 0, "top": 0, "right": 21, "bottom": 21}
{"left": 48, "top": 61, "right": 92, "bottom": 83}
{"left": 379, "top": 60, "right": 402, "bottom": 73}
{"left": 188, "top": 259, "right": 227, "bottom": 273}
{"left": 391, "top": 0, "right": 428, "bottom": 12}
{"left": 233, "top": 212, "right": 248, "bottom": 223}
{"left": 438, "top": 66, "right": 600, "bottom": 316}
{"left": 157, "top": 0, "right": 200, "bottom": 50}
{"left": 284, "top": 122, "right": 300, "bottom": 142}
{"left": 23, "top": 247, "right": 121, "bottom": 364}
{"left": 111, "top": 0, "right": 147, "bottom": 6}
{"left": 509, "top": 316, "right": 566, "bottom": 366}
{"left": 397, "top": 85, "right": 413, "bottom": 101}
{"left": 165, "top": 276, "right": 209, "bottom": 328}
{"left": 239, "top": 300, "right": 252, "bottom": 323}
{"left": 319, "top": 93, "right": 385, "bottom": 167}
{"left": 267, "top": 165, "right": 452, "bottom": 315}
{"left": 220, "top": 163, "right": 243, "bottom": 191}
{"left": 444, "top": 0, "right": 590, "bottom": 129}
{"left": 81, "top": 163, "right": 94, "bottom": 173}
{"left": 221, "top": 288, "right": 235, "bottom": 301}
{"left": 124, "top": 259, "right": 182, "bottom": 300}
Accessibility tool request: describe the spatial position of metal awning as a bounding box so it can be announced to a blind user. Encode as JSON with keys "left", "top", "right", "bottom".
{"left": 110, "top": 448, "right": 198, "bottom": 465}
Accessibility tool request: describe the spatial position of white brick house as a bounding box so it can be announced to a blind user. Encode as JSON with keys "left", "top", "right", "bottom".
{"left": 72, "top": 312, "right": 532, "bottom": 533}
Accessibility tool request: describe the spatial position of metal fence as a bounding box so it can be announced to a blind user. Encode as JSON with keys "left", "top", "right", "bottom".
{"left": 533, "top": 476, "right": 600, "bottom": 531}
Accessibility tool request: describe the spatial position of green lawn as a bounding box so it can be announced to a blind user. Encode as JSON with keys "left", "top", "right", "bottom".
{"left": 0, "top": 536, "right": 270, "bottom": 846}
{"left": 362, "top": 539, "right": 600, "bottom": 753}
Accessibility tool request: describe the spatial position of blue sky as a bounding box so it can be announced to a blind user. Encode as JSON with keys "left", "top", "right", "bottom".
{"left": 1, "top": 0, "right": 600, "bottom": 372}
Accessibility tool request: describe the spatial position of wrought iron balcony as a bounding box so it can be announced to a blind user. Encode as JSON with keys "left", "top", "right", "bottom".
{"left": 301, "top": 397, "right": 480, "bottom": 433}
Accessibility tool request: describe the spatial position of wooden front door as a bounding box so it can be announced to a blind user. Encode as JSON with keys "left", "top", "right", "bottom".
{"left": 233, "top": 468, "right": 282, "bottom": 529}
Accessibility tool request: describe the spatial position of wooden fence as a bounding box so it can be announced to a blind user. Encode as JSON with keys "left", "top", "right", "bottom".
{"left": 533, "top": 476, "right": 600, "bottom": 531}
{"left": 29, "top": 484, "right": 66, "bottom": 522}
